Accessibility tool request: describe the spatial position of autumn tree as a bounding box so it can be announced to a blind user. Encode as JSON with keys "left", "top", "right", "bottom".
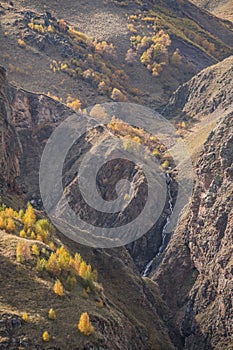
{"left": 22, "top": 312, "right": 29, "bottom": 322}
{"left": 48, "top": 308, "right": 56, "bottom": 320}
{"left": 79, "top": 261, "right": 87, "bottom": 278}
{"left": 57, "top": 246, "right": 70, "bottom": 271}
{"left": 53, "top": 279, "right": 64, "bottom": 297}
{"left": 16, "top": 241, "right": 31, "bottom": 263}
{"left": 0, "top": 215, "right": 6, "bottom": 230}
{"left": 23, "top": 203, "right": 36, "bottom": 230}
{"left": 42, "top": 331, "right": 50, "bottom": 342}
{"left": 78, "top": 312, "right": 94, "bottom": 336}
{"left": 6, "top": 218, "right": 15, "bottom": 232}
{"left": 31, "top": 244, "right": 39, "bottom": 256}
{"left": 46, "top": 253, "right": 61, "bottom": 276}
{"left": 70, "top": 253, "right": 82, "bottom": 274}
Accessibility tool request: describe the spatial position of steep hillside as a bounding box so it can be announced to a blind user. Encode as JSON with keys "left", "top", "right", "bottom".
{"left": 0, "top": 66, "right": 181, "bottom": 350}
{"left": 152, "top": 59, "right": 233, "bottom": 349}
{"left": 154, "top": 112, "right": 233, "bottom": 349}
{"left": 191, "top": 0, "right": 233, "bottom": 22}
{"left": 163, "top": 55, "right": 233, "bottom": 121}
{"left": 0, "top": 2, "right": 233, "bottom": 348}
{"left": 191, "top": 0, "right": 231, "bottom": 11}
{"left": 0, "top": 0, "right": 233, "bottom": 109}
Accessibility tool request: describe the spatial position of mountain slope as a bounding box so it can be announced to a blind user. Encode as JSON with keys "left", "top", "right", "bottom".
{"left": 191, "top": 0, "right": 233, "bottom": 22}
{"left": 0, "top": 66, "right": 180, "bottom": 350}
{"left": 163, "top": 55, "right": 233, "bottom": 120}
{"left": 0, "top": 0, "right": 233, "bottom": 109}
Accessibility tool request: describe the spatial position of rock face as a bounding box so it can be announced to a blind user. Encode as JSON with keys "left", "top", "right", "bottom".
{"left": 163, "top": 55, "right": 233, "bottom": 120}
{"left": 0, "top": 67, "right": 22, "bottom": 192}
{"left": 0, "top": 66, "right": 78, "bottom": 205}
{"left": 182, "top": 114, "right": 232, "bottom": 350}
{"left": 154, "top": 63, "right": 233, "bottom": 348}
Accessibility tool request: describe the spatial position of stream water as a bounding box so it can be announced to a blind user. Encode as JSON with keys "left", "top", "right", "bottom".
{"left": 142, "top": 173, "right": 173, "bottom": 277}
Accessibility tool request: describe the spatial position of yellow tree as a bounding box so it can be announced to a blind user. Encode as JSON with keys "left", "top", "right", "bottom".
{"left": 46, "top": 253, "right": 61, "bottom": 276}
{"left": 70, "top": 253, "right": 82, "bottom": 274}
{"left": 22, "top": 312, "right": 29, "bottom": 322}
{"left": 16, "top": 241, "right": 31, "bottom": 262}
{"left": 57, "top": 246, "right": 70, "bottom": 271}
{"left": 78, "top": 312, "right": 94, "bottom": 335}
{"left": 42, "top": 331, "right": 50, "bottom": 342}
{"left": 0, "top": 215, "right": 6, "bottom": 229}
{"left": 23, "top": 204, "right": 36, "bottom": 230}
{"left": 79, "top": 261, "right": 87, "bottom": 278}
{"left": 19, "top": 230, "right": 26, "bottom": 238}
{"left": 6, "top": 218, "right": 16, "bottom": 232}
{"left": 53, "top": 279, "right": 64, "bottom": 297}
{"left": 31, "top": 244, "right": 39, "bottom": 256}
{"left": 48, "top": 308, "right": 56, "bottom": 320}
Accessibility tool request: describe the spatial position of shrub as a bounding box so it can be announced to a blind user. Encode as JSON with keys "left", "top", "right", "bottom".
{"left": 58, "top": 19, "right": 67, "bottom": 31}
{"left": 47, "top": 25, "right": 54, "bottom": 33}
{"left": 78, "top": 312, "right": 94, "bottom": 336}
{"left": 30, "top": 231, "right": 36, "bottom": 239}
{"left": 92, "top": 269, "right": 98, "bottom": 282}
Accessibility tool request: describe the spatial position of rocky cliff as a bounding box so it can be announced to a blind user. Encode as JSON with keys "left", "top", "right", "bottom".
{"left": 0, "top": 67, "right": 22, "bottom": 192}
{"left": 154, "top": 58, "right": 233, "bottom": 349}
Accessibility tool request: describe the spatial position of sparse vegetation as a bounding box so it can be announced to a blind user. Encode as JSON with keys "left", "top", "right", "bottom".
{"left": 106, "top": 116, "right": 172, "bottom": 169}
